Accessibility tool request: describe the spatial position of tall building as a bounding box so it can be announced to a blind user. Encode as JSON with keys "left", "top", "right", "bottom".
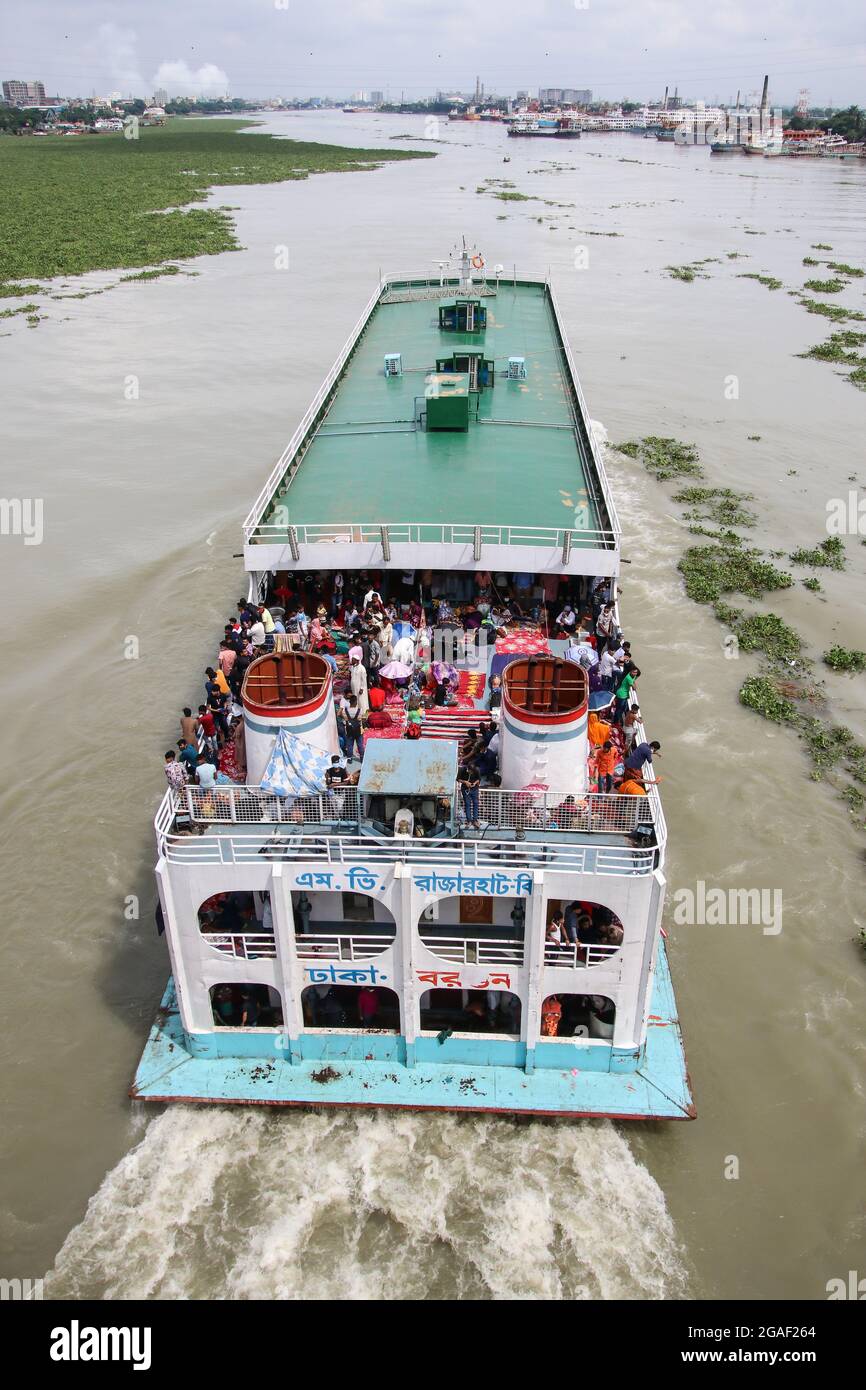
{"left": 153, "top": 88, "right": 168, "bottom": 107}
{"left": 2, "top": 79, "right": 46, "bottom": 106}
{"left": 538, "top": 87, "right": 591, "bottom": 106}
{"left": 370, "top": 90, "right": 383, "bottom": 104}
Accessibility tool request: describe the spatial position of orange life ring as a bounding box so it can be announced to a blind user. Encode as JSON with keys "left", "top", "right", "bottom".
{"left": 471, "top": 254, "right": 485, "bottom": 269}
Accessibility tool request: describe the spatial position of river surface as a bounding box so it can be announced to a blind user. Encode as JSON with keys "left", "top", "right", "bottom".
{"left": 2, "top": 111, "right": 865, "bottom": 1300}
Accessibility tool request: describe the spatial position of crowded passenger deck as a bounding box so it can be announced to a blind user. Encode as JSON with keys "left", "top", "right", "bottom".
{"left": 159, "top": 565, "right": 664, "bottom": 873}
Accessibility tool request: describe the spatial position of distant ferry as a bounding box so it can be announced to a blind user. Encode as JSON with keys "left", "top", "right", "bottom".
{"left": 508, "top": 115, "right": 581, "bottom": 139}
{"left": 133, "top": 242, "right": 693, "bottom": 1121}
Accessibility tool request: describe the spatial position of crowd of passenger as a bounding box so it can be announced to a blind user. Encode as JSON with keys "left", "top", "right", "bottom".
{"left": 160, "top": 568, "right": 661, "bottom": 823}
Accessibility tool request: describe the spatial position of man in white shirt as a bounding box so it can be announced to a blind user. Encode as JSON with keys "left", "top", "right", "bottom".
{"left": 392, "top": 634, "right": 415, "bottom": 666}
{"left": 363, "top": 587, "right": 382, "bottom": 611}
{"left": 248, "top": 619, "right": 266, "bottom": 647}
{"left": 350, "top": 657, "right": 369, "bottom": 714}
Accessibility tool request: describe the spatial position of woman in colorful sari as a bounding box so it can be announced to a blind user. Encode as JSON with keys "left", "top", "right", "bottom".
{"left": 309, "top": 614, "right": 336, "bottom": 654}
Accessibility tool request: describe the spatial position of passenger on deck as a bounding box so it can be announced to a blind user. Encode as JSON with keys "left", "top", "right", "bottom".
{"left": 596, "top": 740, "right": 618, "bottom": 793}
{"left": 457, "top": 762, "right": 481, "bottom": 829}
{"left": 487, "top": 674, "right": 503, "bottom": 711}
{"left": 587, "top": 711, "right": 612, "bottom": 747}
{"left": 621, "top": 706, "right": 642, "bottom": 752}
{"left": 555, "top": 603, "right": 577, "bottom": 636}
{"left": 164, "top": 750, "right": 187, "bottom": 791}
{"left": 358, "top": 987, "right": 380, "bottom": 1026}
{"left": 349, "top": 656, "right": 369, "bottom": 715}
{"left": 613, "top": 665, "right": 640, "bottom": 723}
{"left": 196, "top": 755, "right": 217, "bottom": 789}
{"left": 625, "top": 740, "right": 661, "bottom": 777}
{"left": 339, "top": 693, "right": 366, "bottom": 763}
{"left": 177, "top": 738, "right": 199, "bottom": 774}
{"left": 180, "top": 707, "right": 198, "bottom": 748}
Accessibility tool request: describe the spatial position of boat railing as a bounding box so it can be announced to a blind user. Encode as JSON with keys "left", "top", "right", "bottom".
{"left": 242, "top": 279, "right": 384, "bottom": 541}
{"left": 543, "top": 941, "right": 622, "bottom": 970}
{"left": 158, "top": 826, "right": 656, "bottom": 874}
{"left": 156, "top": 783, "right": 660, "bottom": 842}
{"left": 418, "top": 936, "right": 525, "bottom": 966}
{"left": 474, "top": 788, "right": 653, "bottom": 837}
{"left": 202, "top": 931, "right": 277, "bottom": 960}
{"left": 547, "top": 280, "right": 621, "bottom": 542}
{"left": 294, "top": 933, "right": 394, "bottom": 961}
{"left": 246, "top": 519, "right": 619, "bottom": 549}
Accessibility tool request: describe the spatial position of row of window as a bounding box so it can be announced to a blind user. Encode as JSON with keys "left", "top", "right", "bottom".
{"left": 209, "top": 984, "right": 615, "bottom": 1039}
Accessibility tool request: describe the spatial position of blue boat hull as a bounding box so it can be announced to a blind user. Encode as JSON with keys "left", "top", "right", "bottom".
{"left": 131, "top": 940, "right": 695, "bottom": 1121}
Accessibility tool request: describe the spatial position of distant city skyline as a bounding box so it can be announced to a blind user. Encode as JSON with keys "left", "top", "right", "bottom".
{"left": 1, "top": 1, "right": 863, "bottom": 107}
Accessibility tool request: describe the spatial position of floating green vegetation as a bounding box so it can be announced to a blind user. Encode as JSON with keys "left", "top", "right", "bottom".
{"left": 666, "top": 264, "right": 707, "bottom": 282}
{"left": 748, "top": 434, "right": 762, "bottom": 441}
{"left": 802, "top": 256, "right": 820, "bottom": 266}
{"left": 826, "top": 261, "right": 864, "bottom": 278}
{"left": 614, "top": 436, "right": 703, "bottom": 480}
{"left": 739, "top": 675, "right": 797, "bottom": 723}
{"left": 119, "top": 265, "right": 184, "bottom": 282}
{"left": 803, "top": 277, "right": 846, "bottom": 294}
{"left": 0, "top": 280, "right": 42, "bottom": 298}
{"left": 673, "top": 485, "right": 757, "bottom": 528}
{"left": 678, "top": 541, "right": 793, "bottom": 603}
{"left": 0, "top": 119, "right": 433, "bottom": 282}
{"left": 726, "top": 251, "right": 747, "bottom": 259}
{"left": 732, "top": 613, "right": 804, "bottom": 662}
{"left": 800, "top": 331, "right": 866, "bottom": 365}
{"left": 823, "top": 646, "right": 866, "bottom": 673}
{"left": 812, "top": 243, "right": 833, "bottom": 250}
{"left": 789, "top": 537, "right": 846, "bottom": 570}
{"left": 849, "top": 366, "right": 866, "bottom": 390}
{"left": 743, "top": 229, "right": 766, "bottom": 235}
{"left": 494, "top": 190, "right": 531, "bottom": 201}
{"left": 738, "top": 272, "right": 783, "bottom": 290}
{"left": 802, "top": 577, "right": 823, "bottom": 592}
{"left": 799, "top": 297, "right": 866, "bottom": 323}
{"left": 0, "top": 302, "right": 38, "bottom": 319}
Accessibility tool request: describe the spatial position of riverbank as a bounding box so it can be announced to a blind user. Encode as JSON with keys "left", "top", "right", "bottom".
{"left": 0, "top": 118, "right": 434, "bottom": 286}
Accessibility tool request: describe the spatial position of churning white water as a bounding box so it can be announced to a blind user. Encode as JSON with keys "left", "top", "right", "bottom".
{"left": 46, "top": 1108, "right": 686, "bottom": 1300}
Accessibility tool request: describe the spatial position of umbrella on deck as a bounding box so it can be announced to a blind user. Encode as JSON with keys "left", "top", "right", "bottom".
{"left": 379, "top": 660, "right": 413, "bottom": 680}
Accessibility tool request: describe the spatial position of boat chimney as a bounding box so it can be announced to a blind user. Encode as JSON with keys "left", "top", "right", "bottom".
{"left": 241, "top": 650, "right": 339, "bottom": 785}
{"left": 500, "top": 657, "right": 589, "bottom": 795}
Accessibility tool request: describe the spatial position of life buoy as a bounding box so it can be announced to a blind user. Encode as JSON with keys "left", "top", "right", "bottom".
{"left": 471, "top": 254, "right": 485, "bottom": 269}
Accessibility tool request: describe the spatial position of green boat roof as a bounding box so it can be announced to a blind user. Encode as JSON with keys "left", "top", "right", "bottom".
{"left": 253, "top": 280, "right": 612, "bottom": 543}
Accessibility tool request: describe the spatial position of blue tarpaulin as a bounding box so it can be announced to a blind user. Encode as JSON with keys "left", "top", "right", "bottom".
{"left": 260, "top": 728, "right": 333, "bottom": 798}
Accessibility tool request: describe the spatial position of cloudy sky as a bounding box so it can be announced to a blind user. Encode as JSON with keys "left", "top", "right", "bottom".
{"left": 2, "top": 0, "right": 864, "bottom": 105}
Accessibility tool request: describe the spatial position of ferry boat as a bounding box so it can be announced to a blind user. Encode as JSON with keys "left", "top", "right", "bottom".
{"left": 508, "top": 115, "right": 581, "bottom": 139}
{"left": 132, "top": 243, "right": 694, "bottom": 1121}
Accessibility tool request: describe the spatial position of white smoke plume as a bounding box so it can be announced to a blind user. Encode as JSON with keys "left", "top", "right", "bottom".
{"left": 151, "top": 60, "right": 230, "bottom": 98}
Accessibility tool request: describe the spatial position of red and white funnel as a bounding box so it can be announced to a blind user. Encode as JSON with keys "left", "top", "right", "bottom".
{"left": 241, "top": 651, "right": 339, "bottom": 785}
{"left": 500, "top": 657, "right": 589, "bottom": 794}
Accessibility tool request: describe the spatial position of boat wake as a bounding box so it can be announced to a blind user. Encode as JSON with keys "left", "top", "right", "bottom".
{"left": 45, "top": 1107, "right": 687, "bottom": 1300}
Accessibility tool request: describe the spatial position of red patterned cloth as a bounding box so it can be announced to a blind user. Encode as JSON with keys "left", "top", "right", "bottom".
{"left": 495, "top": 631, "right": 550, "bottom": 655}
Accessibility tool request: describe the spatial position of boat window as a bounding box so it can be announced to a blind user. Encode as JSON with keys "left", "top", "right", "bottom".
{"left": 419, "top": 989, "right": 521, "bottom": 1035}
{"left": 342, "top": 891, "right": 376, "bottom": 922}
{"left": 540, "top": 994, "right": 615, "bottom": 1039}
{"left": 210, "top": 984, "right": 283, "bottom": 1028}
{"left": 301, "top": 985, "right": 401, "bottom": 1032}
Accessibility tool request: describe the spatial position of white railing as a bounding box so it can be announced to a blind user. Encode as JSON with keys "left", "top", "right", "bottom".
{"left": 245, "top": 519, "right": 618, "bottom": 549}
{"left": 419, "top": 935, "right": 525, "bottom": 966}
{"left": 543, "top": 942, "right": 622, "bottom": 970}
{"left": 182, "top": 785, "right": 360, "bottom": 825}
{"left": 475, "top": 789, "right": 654, "bottom": 837}
{"left": 160, "top": 830, "right": 655, "bottom": 874}
{"left": 157, "top": 783, "right": 660, "bottom": 844}
{"left": 203, "top": 932, "right": 277, "bottom": 960}
{"left": 242, "top": 279, "right": 384, "bottom": 541}
{"left": 547, "top": 280, "right": 622, "bottom": 544}
{"left": 295, "top": 933, "right": 394, "bottom": 961}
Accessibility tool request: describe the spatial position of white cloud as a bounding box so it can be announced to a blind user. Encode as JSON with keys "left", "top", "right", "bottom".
{"left": 92, "top": 22, "right": 145, "bottom": 92}
{"left": 151, "top": 60, "right": 230, "bottom": 98}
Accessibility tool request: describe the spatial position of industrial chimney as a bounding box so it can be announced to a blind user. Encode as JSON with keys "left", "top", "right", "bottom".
{"left": 500, "top": 657, "right": 589, "bottom": 795}
{"left": 241, "top": 650, "right": 339, "bottom": 785}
